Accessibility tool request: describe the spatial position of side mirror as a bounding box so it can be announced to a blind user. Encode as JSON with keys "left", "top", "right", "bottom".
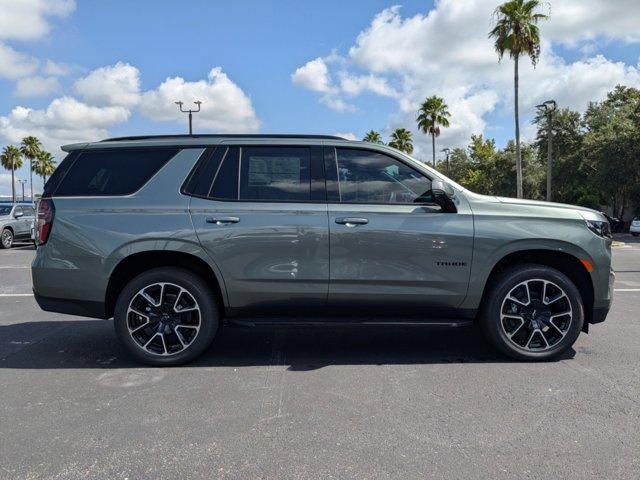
{"left": 430, "top": 180, "right": 457, "bottom": 213}
{"left": 14, "top": 211, "right": 24, "bottom": 219}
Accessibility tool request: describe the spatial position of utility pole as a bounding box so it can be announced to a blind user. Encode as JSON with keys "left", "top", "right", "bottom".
{"left": 18, "top": 179, "right": 26, "bottom": 202}
{"left": 536, "top": 100, "right": 557, "bottom": 202}
{"left": 441, "top": 148, "right": 451, "bottom": 177}
{"left": 175, "top": 100, "right": 202, "bottom": 135}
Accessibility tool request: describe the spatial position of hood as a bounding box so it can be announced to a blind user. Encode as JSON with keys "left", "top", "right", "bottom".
{"left": 494, "top": 196, "right": 604, "bottom": 221}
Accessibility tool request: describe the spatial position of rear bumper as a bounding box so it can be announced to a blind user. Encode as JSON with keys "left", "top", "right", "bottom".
{"left": 34, "top": 290, "right": 107, "bottom": 319}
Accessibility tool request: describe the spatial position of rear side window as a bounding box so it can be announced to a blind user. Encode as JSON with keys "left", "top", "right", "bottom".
{"left": 53, "top": 148, "right": 178, "bottom": 197}
{"left": 239, "top": 146, "right": 310, "bottom": 201}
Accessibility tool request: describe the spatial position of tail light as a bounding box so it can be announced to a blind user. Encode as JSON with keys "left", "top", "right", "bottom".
{"left": 37, "top": 199, "right": 55, "bottom": 245}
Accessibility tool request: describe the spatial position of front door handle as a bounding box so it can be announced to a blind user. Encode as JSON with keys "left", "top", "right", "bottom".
{"left": 335, "top": 217, "right": 369, "bottom": 227}
{"left": 206, "top": 216, "right": 240, "bottom": 225}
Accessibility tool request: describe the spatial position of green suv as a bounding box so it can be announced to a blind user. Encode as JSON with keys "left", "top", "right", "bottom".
{"left": 32, "top": 135, "right": 614, "bottom": 365}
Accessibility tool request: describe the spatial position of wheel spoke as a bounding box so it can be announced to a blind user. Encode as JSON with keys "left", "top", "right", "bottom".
{"left": 140, "top": 291, "right": 160, "bottom": 308}
{"left": 548, "top": 318, "right": 566, "bottom": 337}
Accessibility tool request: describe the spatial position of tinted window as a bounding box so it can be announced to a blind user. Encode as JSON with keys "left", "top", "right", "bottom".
{"left": 182, "top": 147, "right": 224, "bottom": 197}
{"left": 239, "top": 147, "right": 310, "bottom": 201}
{"left": 335, "top": 148, "right": 432, "bottom": 204}
{"left": 42, "top": 152, "right": 77, "bottom": 197}
{"left": 0, "top": 206, "right": 11, "bottom": 216}
{"left": 54, "top": 148, "right": 178, "bottom": 196}
{"left": 209, "top": 147, "right": 239, "bottom": 200}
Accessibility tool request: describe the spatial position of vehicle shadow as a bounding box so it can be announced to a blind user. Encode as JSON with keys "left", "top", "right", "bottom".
{"left": 0, "top": 319, "right": 576, "bottom": 369}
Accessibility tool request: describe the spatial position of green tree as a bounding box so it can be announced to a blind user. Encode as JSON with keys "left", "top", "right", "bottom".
{"left": 1, "top": 145, "right": 24, "bottom": 203}
{"left": 489, "top": 0, "right": 548, "bottom": 198}
{"left": 363, "top": 130, "right": 384, "bottom": 143}
{"left": 388, "top": 128, "right": 414, "bottom": 154}
{"left": 33, "top": 150, "right": 56, "bottom": 186}
{"left": 582, "top": 85, "right": 640, "bottom": 218}
{"left": 417, "top": 95, "right": 450, "bottom": 168}
{"left": 20, "top": 136, "right": 42, "bottom": 202}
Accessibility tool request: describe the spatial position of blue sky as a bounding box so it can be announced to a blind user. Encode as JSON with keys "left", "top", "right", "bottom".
{"left": 1, "top": 0, "right": 639, "bottom": 196}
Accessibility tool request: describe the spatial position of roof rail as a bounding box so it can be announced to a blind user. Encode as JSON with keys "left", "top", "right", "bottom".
{"left": 100, "top": 134, "right": 348, "bottom": 142}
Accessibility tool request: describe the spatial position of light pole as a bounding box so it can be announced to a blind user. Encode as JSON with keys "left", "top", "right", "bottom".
{"left": 18, "top": 179, "right": 27, "bottom": 202}
{"left": 175, "top": 100, "right": 202, "bottom": 135}
{"left": 441, "top": 148, "right": 451, "bottom": 176}
{"left": 536, "top": 100, "right": 557, "bottom": 202}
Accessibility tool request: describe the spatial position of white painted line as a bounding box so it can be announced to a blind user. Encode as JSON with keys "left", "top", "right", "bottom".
{"left": 0, "top": 293, "right": 33, "bottom": 297}
{"left": 0, "top": 266, "right": 31, "bottom": 269}
{"left": 614, "top": 288, "right": 640, "bottom": 292}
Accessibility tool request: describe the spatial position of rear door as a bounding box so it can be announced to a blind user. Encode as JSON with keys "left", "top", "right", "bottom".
{"left": 325, "top": 146, "right": 474, "bottom": 316}
{"left": 189, "top": 143, "right": 329, "bottom": 315}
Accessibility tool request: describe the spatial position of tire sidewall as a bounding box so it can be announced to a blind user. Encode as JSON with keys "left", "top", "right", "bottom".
{"left": 114, "top": 267, "right": 219, "bottom": 366}
{"left": 482, "top": 265, "right": 584, "bottom": 361}
{"left": 1, "top": 229, "right": 13, "bottom": 249}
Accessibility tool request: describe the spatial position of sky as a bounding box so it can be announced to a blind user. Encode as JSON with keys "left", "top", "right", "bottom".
{"left": 1, "top": 0, "right": 640, "bottom": 197}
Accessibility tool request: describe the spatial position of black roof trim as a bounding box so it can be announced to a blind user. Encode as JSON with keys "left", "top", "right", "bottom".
{"left": 100, "top": 134, "right": 347, "bottom": 142}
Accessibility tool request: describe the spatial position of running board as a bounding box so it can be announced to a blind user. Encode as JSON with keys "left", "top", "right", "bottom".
{"left": 225, "top": 318, "right": 474, "bottom": 328}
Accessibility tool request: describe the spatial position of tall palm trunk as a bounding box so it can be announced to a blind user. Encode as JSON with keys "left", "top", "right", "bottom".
{"left": 431, "top": 132, "right": 436, "bottom": 168}
{"left": 514, "top": 54, "right": 523, "bottom": 198}
{"left": 29, "top": 159, "right": 33, "bottom": 202}
{"left": 11, "top": 158, "right": 15, "bottom": 204}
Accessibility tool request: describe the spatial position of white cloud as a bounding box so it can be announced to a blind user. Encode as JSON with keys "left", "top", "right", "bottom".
{"left": 334, "top": 132, "right": 357, "bottom": 140}
{"left": 140, "top": 67, "right": 260, "bottom": 132}
{"left": 42, "top": 59, "right": 70, "bottom": 77}
{"left": 14, "top": 76, "right": 61, "bottom": 97}
{"left": 0, "top": 97, "right": 130, "bottom": 153}
{"left": 0, "top": 44, "right": 39, "bottom": 80}
{"left": 292, "top": 2, "right": 640, "bottom": 156}
{"left": 74, "top": 62, "right": 141, "bottom": 107}
{"left": 291, "top": 57, "right": 332, "bottom": 93}
{"left": 0, "top": 0, "right": 76, "bottom": 41}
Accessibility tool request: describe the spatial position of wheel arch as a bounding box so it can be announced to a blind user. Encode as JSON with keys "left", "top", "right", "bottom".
{"left": 479, "top": 249, "right": 594, "bottom": 328}
{"left": 105, "top": 250, "right": 227, "bottom": 319}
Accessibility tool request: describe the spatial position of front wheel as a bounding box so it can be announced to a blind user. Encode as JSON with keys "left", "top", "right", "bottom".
{"left": 480, "top": 264, "right": 584, "bottom": 361}
{"left": 1, "top": 228, "right": 13, "bottom": 249}
{"left": 114, "top": 267, "right": 219, "bottom": 366}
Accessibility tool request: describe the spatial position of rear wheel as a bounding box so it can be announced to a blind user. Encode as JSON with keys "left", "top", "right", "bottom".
{"left": 1, "top": 228, "right": 13, "bottom": 249}
{"left": 114, "top": 267, "right": 219, "bottom": 366}
{"left": 480, "top": 264, "right": 584, "bottom": 361}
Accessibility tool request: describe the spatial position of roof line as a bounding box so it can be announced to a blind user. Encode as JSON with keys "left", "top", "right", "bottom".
{"left": 100, "top": 134, "right": 347, "bottom": 142}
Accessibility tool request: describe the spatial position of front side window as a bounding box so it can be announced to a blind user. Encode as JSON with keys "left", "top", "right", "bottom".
{"left": 0, "top": 206, "right": 12, "bottom": 216}
{"left": 335, "top": 148, "right": 432, "bottom": 204}
{"left": 239, "top": 147, "right": 310, "bottom": 201}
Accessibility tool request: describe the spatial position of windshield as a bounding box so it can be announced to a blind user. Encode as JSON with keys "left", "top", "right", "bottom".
{"left": 0, "top": 206, "right": 12, "bottom": 216}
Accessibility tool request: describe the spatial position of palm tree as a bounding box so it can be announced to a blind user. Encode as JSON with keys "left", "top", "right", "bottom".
{"left": 388, "top": 128, "right": 414, "bottom": 154}
{"left": 363, "top": 130, "right": 384, "bottom": 144}
{"left": 417, "top": 96, "right": 450, "bottom": 167}
{"left": 20, "top": 136, "right": 42, "bottom": 202}
{"left": 1, "top": 145, "right": 24, "bottom": 203}
{"left": 33, "top": 150, "right": 56, "bottom": 186}
{"left": 489, "top": 0, "right": 548, "bottom": 198}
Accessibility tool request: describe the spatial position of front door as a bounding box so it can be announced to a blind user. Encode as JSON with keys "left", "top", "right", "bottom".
{"left": 325, "top": 146, "right": 474, "bottom": 316}
{"left": 189, "top": 144, "right": 329, "bottom": 315}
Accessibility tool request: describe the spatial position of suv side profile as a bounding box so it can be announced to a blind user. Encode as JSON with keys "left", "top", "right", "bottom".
{"left": 1, "top": 202, "right": 36, "bottom": 249}
{"left": 32, "top": 135, "right": 614, "bottom": 365}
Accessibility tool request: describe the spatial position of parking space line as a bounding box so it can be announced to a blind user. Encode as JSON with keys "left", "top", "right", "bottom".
{"left": 614, "top": 288, "right": 640, "bottom": 292}
{"left": 0, "top": 266, "right": 31, "bottom": 269}
{"left": 0, "top": 293, "right": 33, "bottom": 297}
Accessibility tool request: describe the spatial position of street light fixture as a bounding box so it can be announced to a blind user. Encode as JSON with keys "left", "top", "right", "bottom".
{"left": 441, "top": 147, "right": 451, "bottom": 176}
{"left": 536, "top": 100, "right": 557, "bottom": 202}
{"left": 175, "top": 100, "right": 202, "bottom": 135}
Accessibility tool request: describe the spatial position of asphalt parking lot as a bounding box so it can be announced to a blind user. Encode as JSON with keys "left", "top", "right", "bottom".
{"left": 1, "top": 239, "right": 639, "bottom": 479}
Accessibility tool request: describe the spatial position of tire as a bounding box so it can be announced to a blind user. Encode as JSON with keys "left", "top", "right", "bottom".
{"left": 480, "top": 264, "right": 584, "bottom": 361}
{"left": 1, "top": 228, "right": 13, "bottom": 249}
{"left": 114, "top": 267, "right": 220, "bottom": 366}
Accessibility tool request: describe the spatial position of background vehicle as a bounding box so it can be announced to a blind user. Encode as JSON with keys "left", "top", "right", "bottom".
{"left": 31, "top": 135, "right": 614, "bottom": 365}
{"left": 0, "top": 201, "right": 36, "bottom": 249}
{"left": 630, "top": 216, "right": 640, "bottom": 236}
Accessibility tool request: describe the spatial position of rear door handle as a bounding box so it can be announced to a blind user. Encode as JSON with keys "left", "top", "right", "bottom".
{"left": 206, "top": 216, "right": 240, "bottom": 225}
{"left": 335, "top": 217, "right": 369, "bottom": 227}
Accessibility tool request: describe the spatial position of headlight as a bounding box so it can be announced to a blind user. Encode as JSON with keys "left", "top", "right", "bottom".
{"left": 585, "top": 220, "right": 612, "bottom": 238}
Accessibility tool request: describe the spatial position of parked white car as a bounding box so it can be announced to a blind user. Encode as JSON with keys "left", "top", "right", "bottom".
{"left": 630, "top": 216, "right": 640, "bottom": 236}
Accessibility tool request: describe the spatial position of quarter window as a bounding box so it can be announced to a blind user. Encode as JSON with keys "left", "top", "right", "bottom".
{"left": 335, "top": 148, "right": 432, "bottom": 204}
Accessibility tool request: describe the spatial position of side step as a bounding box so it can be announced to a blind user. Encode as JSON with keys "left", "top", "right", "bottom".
{"left": 225, "top": 318, "right": 474, "bottom": 328}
